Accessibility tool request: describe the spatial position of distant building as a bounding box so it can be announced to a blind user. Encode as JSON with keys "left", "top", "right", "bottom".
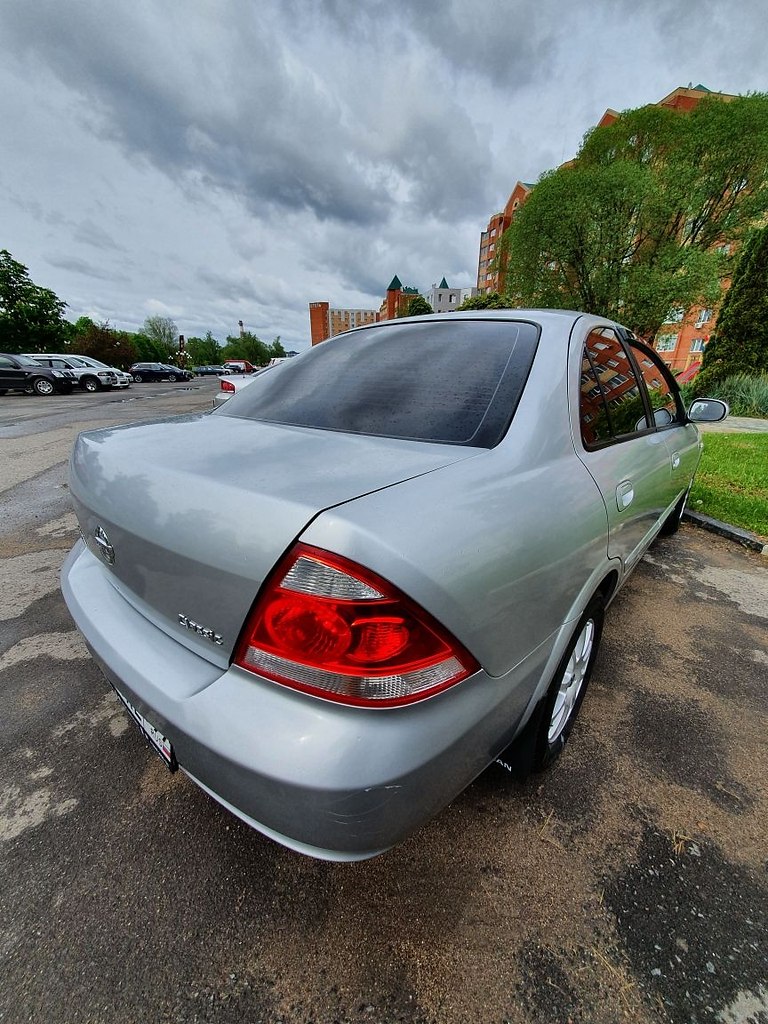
{"left": 476, "top": 181, "right": 532, "bottom": 294}
{"left": 378, "top": 275, "right": 421, "bottom": 321}
{"left": 425, "top": 277, "right": 479, "bottom": 313}
{"left": 309, "top": 301, "right": 377, "bottom": 346}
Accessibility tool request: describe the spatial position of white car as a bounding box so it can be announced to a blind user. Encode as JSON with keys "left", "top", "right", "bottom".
{"left": 69, "top": 355, "right": 133, "bottom": 388}
{"left": 213, "top": 366, "right": 273, "bottom": 407}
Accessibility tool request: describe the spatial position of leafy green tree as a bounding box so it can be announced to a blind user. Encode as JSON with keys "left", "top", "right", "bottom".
{"left": 268, "top": 336, "right": 286, "bottom": 358}
{"left": 132, "top": 332, "right": 168, "bottom": 361}
{"left": 0, "top": 249, "right": 68, "bottom": 352}
{"left": 186, "top": 330, "right": 223, "bottom": 366}
{"left": 696, "top": 224, "right": 768, "bottom": 388}
{"left": 222, "top": 331, "right": 270, "bottom": 366}
{"left": 142, "top": 315, "right": 179, "bottom": 358}
{"left": 397, "top": 295, "right": 433, "bottom": 317}
{"left": 500, "top": 93, "right": 768, "bottom": 338}
{"left": 457, "top": 292, "right": 509, "bottom": 310}
{"left": 71, "top": 318, "right": 137, "bottom": 368}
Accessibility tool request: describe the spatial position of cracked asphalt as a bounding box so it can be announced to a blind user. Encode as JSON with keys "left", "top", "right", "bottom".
{"left": 1, "top": 383, "right": 766, "bottom": 1024}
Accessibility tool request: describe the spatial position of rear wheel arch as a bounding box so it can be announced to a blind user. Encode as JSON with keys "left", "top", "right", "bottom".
{"left": 596, "top": 570, "right": 619, "bottom": 606}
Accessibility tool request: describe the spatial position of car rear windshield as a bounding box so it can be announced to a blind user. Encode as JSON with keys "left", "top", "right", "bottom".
{"left": 218, "top": 319, "right": 539, "bottom": 447}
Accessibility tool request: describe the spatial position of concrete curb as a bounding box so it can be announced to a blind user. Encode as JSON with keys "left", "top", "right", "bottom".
{"left": 683, "top": 510, "right": 767, "bottom": 554}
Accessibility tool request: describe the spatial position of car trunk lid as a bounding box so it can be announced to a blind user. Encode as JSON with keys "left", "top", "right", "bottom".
{"left": 69, "top": 413, "right": 478, "bottom": 665}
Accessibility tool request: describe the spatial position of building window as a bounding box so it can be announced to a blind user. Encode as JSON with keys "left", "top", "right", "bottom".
{"left": 655, "top": 334, "right": 678, "bottom": 353}
{"left": 695, "top": 309, "right": 712, "bottom": 327}
{"left": 691, "top": 338, "right": 706, "bottom": 353}
{"left": 664, "top": 307, "right": 685, "bottom": 324}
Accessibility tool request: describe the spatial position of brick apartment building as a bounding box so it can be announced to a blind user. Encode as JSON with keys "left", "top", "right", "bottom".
{"left": 477, "top": 181, "right": 532, "bottom": 292}
{"left": 377, "top": 275, "right": 421, "bottom": 320}
{"left": 478, "top": 85, "right": 738, "bottom": 374}
{"left": 309, "top": 302, "right": 378, "bottom": 346}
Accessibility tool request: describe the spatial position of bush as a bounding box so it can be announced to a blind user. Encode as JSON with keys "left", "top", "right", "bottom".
{"left": 680, "top": 372, "right": 768, "bottom": 418}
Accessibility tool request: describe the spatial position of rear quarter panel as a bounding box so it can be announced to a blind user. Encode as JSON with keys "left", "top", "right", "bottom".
{"left": 302, "top": 319, "right": 611, "bottom": 678}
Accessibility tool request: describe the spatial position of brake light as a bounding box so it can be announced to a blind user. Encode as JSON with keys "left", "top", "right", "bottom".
{"left": 234, "top": 544, "right": 479, "bottom": 706}
{"left": 220, "top": 379, "right": 236, "bottom": 393}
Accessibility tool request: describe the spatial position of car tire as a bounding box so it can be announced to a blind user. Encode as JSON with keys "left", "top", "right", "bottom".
{"left": 31, "top": 377, "right": 55, "bottom": 396}
{"left": 133, "top": 374, "right": 143, "bottom": 382}
{"left": 659, "top": 491, "right": 687, "bottom": 537}
{"left": 169, "top": 374, "right": 179, "bottom": 382}
{"left": 0, "top": 389, "right": 7, "bottom": 396}
{"left": 82, "top": 376, "right": 100, "bottom": 393}
{"left": 531, "top": 595, "right": 604, "bottom": 772}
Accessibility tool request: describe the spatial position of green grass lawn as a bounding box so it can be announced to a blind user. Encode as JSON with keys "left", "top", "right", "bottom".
{"left": 689, "top": 433, "right": 768, "bottom": 537}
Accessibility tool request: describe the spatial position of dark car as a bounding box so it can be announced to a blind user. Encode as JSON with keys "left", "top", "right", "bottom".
{"left": 193, "top": 365, "right": 230, "bottom": 376}
{"left": 0, "top": 353, "right": 77, "bottom": 396}
{"left": 129, "top": 362, "right": 193, "bottom": 383}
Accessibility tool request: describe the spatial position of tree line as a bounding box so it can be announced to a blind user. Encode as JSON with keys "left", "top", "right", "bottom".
{"left": 0, "top": 249, "right": 284, "bottom": 368}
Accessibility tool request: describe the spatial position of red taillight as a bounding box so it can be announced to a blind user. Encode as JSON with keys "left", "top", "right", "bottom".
{"left": 234, "top": 544, "right": 479, "bottom": 707}
{"left": 220, "top": 378, "right": 236, "bottom": 392}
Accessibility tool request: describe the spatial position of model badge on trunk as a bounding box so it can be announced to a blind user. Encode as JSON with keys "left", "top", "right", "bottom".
{"left": 93, "top": 525, "right": 115, "bottom": 565}
{"left": 178, "top": 613, "right": 224, "bottom": 645}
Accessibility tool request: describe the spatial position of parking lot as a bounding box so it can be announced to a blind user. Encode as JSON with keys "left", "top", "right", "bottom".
{"left": 1, "top": 382, "right": 766, "bottom": 1024}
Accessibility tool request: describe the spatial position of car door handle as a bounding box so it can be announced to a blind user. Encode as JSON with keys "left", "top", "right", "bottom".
{"left": 671, "top": 451, "right": 681, "bottom": 469}
{"left": 616, "top": 480, "right": 634, "bottom": 511}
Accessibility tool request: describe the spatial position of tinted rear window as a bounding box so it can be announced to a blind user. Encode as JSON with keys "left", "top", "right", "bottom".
{"left": 217, "top": 319, "right": 539, "bottom": 447}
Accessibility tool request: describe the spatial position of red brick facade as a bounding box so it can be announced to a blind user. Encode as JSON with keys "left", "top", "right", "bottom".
{"left": 478, "top": 86, "right": 739, "bottom": 375}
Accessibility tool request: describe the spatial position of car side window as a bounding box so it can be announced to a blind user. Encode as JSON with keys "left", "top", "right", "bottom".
{"left": 579, "top": 329, "right": 650, "bottom": 448}
{"left": 627, "top": 340, "right": 685, "bottom": 427}
{"left": 0, "top": 356, "right": 15, "bottom": 368}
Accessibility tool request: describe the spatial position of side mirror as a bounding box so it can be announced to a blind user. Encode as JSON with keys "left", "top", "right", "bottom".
{"left": 688, "top": 398, "right": 729, "bottom": 423}
{"left": 653, "top": 407, "right": 674, "bottom": 427}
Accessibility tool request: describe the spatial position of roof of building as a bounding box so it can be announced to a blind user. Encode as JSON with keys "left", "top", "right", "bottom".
{"left": 403, "top": 286, "right": 419, "bottom": 294}
{"left": 387, "top": 274, "right": 402, "bottom": 291}
{"left": 438, "top": 277, "right": 449, "bottom": 289}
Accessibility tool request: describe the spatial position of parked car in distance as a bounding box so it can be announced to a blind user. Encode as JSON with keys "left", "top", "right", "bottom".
{"left": 130, "top": 362, "right": 194, "bottom": 382}
{"left": 65, "top": 355, "right": 133, "bottom": 389}
{"left": 194, "top": 365, "right": 231, "bottom": 376}
{"left": 212, "top": 368, "right": 268, "bottom": 407}
{"left": 25, "top": 353, "right": 115, "bottom": 392}
{"left": 0, "top": 352, "right": 78, "bottom": 395}
{"left": 62, "top": 310, "right": 727, "bottom": 862}
{"left": 222, "top": 360, "right": 257, "bottom": 374}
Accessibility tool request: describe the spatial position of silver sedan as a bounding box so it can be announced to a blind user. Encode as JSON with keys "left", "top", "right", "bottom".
{"left": 61, "top": 311, "right": 727, "bottom": 860}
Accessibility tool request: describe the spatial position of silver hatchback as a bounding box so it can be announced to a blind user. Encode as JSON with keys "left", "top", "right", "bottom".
{"left": 62, "top": 311, "right": 727, "bottom": 860}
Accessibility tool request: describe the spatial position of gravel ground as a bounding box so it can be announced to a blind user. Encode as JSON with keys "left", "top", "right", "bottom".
{"left": 1, "top": 384, "right": 766, "bottom": 1024}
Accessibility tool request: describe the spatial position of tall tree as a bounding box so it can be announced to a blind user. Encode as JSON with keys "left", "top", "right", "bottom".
{"left": 268, "top": 336, "right": 286, "bottom": 358}
{"left": 187, "top": 331, "right": 223, "bottom": 366}
{"left": 0, "top": 249, "right": 68, "bottom": 353}
{"left": 222, "top": 331, "right": 270, "bottom": 366}
{"left": 499, "top": 93, "right": 768, "bottom": 338}
{"left": 696, "top": 224, "right": 768, "bottom": 387}
{"left": 132, "top": 332, "right": 168, "bottom": 361}
{"left": 142, "top": 315, "right": 179, "bottom": 358}
{"left": 71, "top": 318, "right": 137, "bottom": 368}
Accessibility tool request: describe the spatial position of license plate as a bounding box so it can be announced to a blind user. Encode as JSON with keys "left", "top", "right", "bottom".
{"left": 114, "top": 687, "right": 178, "bottom": 772}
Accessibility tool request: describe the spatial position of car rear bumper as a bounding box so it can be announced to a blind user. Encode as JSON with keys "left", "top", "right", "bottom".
{"left": 62, "top": 540, "right": 555, "bottom": 860}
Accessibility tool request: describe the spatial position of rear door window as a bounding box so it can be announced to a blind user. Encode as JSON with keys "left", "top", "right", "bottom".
{"left": 579, "top": 328, "right": 650, "bottom": 448}
{"left": 627, "top": 340, "right": 685, "bottom": 427}
{"left": 219, "top": 319, "right": 539, "bottom": 447}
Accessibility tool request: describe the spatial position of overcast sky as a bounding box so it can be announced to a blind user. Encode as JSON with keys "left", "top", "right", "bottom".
{"left": 1, "top": 0, "right": 766, "bottom": 351}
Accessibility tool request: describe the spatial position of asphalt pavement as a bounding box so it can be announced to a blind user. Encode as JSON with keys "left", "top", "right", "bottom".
{"left": 1, "top": 382, "right": 766, "bottom": 1024}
